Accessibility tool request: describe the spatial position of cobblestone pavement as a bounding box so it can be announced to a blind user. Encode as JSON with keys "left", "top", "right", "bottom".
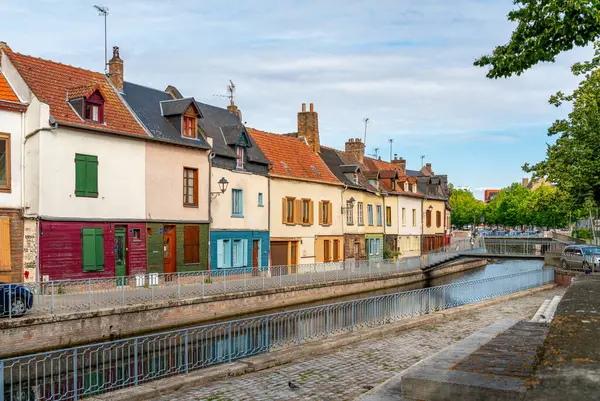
{"left": 153, "top": 287, "right": 565, "bottom": 401}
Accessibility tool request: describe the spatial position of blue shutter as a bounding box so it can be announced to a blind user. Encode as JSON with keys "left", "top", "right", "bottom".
{"left": 224, "top": 240, "right": 232, "bottom": 267}
{"left": 217, "top": 240, "right": 224, "bottom": 268}
{"left": 242, "top": 239, "right": 248, "bottom": 266}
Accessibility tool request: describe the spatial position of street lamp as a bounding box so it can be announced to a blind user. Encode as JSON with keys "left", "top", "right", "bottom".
{"left": 211, "top": 177, "right": 229, "bottom": 199}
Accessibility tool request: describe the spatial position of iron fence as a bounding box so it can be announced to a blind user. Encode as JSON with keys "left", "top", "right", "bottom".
{"left": 0, "top": 268, "right": 554, "bottom": 401}
{"left": 480, "top": 238, "right": 564, "bottom": 256}
{"left": 1, "top": 242, "right": 479, "bottom": 319}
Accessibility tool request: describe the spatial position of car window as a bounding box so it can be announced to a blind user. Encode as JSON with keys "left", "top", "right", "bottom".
{"left": 573, "top": 249, "right": 583, "bottom": 256}
{"left": 563, "top": 248, "right": 572, "bottom": 255}
{"left": 583, "top": 247, "right": 600, "bottom": 255}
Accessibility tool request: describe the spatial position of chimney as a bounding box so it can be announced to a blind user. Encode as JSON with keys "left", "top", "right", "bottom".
{"left": 391, "top": 155, "right": 406, "bottom": 172}
{"left": 345, "top": 137, "right": 365, "bottom": 164}
{"left": 298, "top": 102, "right": 320, "bottom": 153}
{"left": 227, "top": 104, "right": 242, "bottom": 121}
{"left": 522, "top": 177, "right": 529, "bottom": 187}
{"left": 108, "top": 46, "right": 124, "bottom": 91}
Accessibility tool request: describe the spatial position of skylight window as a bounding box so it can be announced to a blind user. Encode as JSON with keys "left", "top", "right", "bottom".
{"left": 281, "top": 161, "right": 292, "bottom": 173}
{"left": 311, "top": 166, "right": 320, "bottom": 175}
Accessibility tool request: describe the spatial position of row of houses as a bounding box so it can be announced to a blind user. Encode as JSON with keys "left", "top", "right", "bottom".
{"left": 0, "top": 43, "right": 451, "bottom": 283}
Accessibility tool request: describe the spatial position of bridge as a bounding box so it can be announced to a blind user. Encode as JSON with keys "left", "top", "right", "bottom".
{"left": 457, "top": 237, "right": 566, "bottom": 260}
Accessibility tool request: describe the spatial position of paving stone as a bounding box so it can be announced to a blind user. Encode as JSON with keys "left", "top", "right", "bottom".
{"left": 151, "top": 288, "right": 565, "bottom": 401}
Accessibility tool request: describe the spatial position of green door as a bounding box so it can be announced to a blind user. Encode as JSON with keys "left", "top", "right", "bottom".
{"left": 114, "top": 228, "right": 127, "bottom": 285}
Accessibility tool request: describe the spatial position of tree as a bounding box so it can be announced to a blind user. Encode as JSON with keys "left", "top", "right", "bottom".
{"left": 475, "top": 1, "right": 600, "bottom": 78}
{"left": 449, "top": 188, "right": 484, "bottom": 228}
{"left": 494, "top": 183, "right": 530, "bottom": 227}
{"left": 523, "top": 47, "right": 600, "bottom": 207}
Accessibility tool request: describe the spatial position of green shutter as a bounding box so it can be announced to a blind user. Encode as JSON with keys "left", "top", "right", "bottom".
{"left": 94, "top": 227, "right": 104, "bottom": 269}
{"left": 87, "top": 155, "right": 98, "bottom": 197}
{"left": 75, "top": 154, "right": 87, "bottom": 196}
{"left": 82, "top": 228, "right": 97, "bottom": 271}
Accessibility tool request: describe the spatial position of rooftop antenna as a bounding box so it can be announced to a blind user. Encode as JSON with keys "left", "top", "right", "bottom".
{"left": 213, "top": 79, "right": 236, "bottom": 105}
{"left": 363, "top": 117, "right": 370, "bottom": 147}
{"left": 388, "top": 138, "right": 394, "bottom": 161}
{"left": 420, "top": 155, "right": 426, "bottom": 168}
{"left": 93, "top": 5, "right": 109, "bottom": 73}
{"left": 371, "top": 148, "right": 380, "bottom": 159}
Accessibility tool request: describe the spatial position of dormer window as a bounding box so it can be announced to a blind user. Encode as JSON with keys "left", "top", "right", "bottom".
{"left": 183, "top": 115, "right": 196, "bottom": 138}
{"left": 236, "top": 146, "right": 244, "bottom": 169}
{"left": 390, "top": 180, "right": 396, "bottom": 190}
{"left": 84, "top": 90, "right": 104, "bottom": 123}
{"left": 354, "top": 173, "right": 358, "bottom": 184}
{"left": 66, "top": 87, "right": 105, "bottom": 124}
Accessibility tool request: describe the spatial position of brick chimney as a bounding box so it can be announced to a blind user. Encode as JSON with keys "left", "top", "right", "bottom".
{"left": 227, "top": 104, "right": 242, "bottom": 121}
{"left": 391, "top": 154, "right": 406, "bottom": 172}
{"left": 345, "top": 138, "right": 365, "bottom": 164}
{"left": 108, "top": 46, "right": 124, "bottom": 91}
{"left": 298, "top": 103, "right": 320, "bottom": 153}
{"left": 522, "top": 177, "right": 529, "bottom": 187}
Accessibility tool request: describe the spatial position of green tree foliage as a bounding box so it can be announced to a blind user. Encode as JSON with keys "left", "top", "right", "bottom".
{"left": 449, "top": 188, "right": 484, "bottom": 227}
{"left": 475, "top": 0, "right": 600, "bottom": 78}
{"left": 522, "top": 49, "right": 600, "bottom": 207}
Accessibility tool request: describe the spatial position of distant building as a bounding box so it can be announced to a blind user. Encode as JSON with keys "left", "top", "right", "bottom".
{"left": 522, "top": 177, "right": 551, "bottom": 191}
{"left": 484, "top": 189, "right": 499, "bottom": 203}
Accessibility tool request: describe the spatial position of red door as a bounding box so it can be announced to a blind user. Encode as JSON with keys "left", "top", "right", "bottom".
{"left": 252, "top": 240, "right": 260, "bottom": 276}
{"left": 163, "top": 226, "right": 176, "bottom": 274}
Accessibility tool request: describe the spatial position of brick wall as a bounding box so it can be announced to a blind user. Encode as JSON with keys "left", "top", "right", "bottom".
{"left": 343, "top": 234, "right": 365, "bottom": 260}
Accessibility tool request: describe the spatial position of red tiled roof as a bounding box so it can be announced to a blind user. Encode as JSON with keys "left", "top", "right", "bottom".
{"left": 363, "top": 156, "right": 422, "bottom": 197}
{"left": 0, "top": 72, "right": 19, "bottom": 102}
{"left": 248, "top": 128, "right": 342, "bottom": 185}
{"left": 5, "top": 48, "right": 146, "bottom": 136}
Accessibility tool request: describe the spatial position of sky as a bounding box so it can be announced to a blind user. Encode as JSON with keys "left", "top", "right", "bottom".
{"left": 0, "top": 0, "right": 593, "bottom": 199}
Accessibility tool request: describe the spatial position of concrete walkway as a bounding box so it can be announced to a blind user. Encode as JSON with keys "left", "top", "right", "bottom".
{"left": 150, "top": 287, "right": 565, "bottom": 401}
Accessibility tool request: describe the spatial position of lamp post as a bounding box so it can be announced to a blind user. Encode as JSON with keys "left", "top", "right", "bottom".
{"left": 211, "top": 177, "right": 229, "bottom": 199}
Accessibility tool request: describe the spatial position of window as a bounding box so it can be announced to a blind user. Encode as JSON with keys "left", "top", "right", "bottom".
{"left": 333, "top": 239, "right": 340, "bottom": 261}
{"left": 82, "top": 227, "right": 104, "bottom": 271}
{"left": 376, "top": 205, "right": 383, "bottom": 226}
{"left": 426, "top": 209, "right": 432, "bottom": 227}
{"left": 284, "top": 197, "right": 296, "bottom": 224}
{"left": 184, "top": 226, "right": 200, "bottom": 264}
{"left": 183, "top": 116, "right": 196, "bottom": 138}
{"left": 436, "top": 211, "right": 442, "bottom": 228}
{"left": 402, "top": 208, "right": 406, "bottom": 227}
{"left": 375, "top": 238, "right": 381, "bottom": 255}
{"left": 183, "top": 168, "right": 198, "bottom": 206}
{"left": 217, "top": 238, "right": 248, "bottom": 268}
{"left": 132, "top": 228, "right": 141, "bottom": 242}
{"left": 412, "top": 209, "right": 417, "bottom": 227}
{"left": 324, "top": 239, "right": 331, "bottom": 262}
{"left": 404, "top": 182, "right": 408, "bottom": 191}
{"left": 320, "top": 200, "right": 332, "bottom": 225}
{"left": 0, "top": 133, "right": 10, "bottom": 192}
{"left": 386, "top": 206, "right": 392, "bottom": 226}
{"left": 391, "top": 180, "right": 395, "bottom": 191}
{"left": 147, "top": 227, "right": 153, "bottom": 237}
{"left": 357, "top": 202, "right": 364, "bottom": 225}
{"left": 75, "top": 154, "right": 99, "bottom": 198}
{"left": 258, "top": 192, "right": 264, "bottom": 207}
{"left": 346, "top": 200, "right": 354, "bottom": 225}
{"left": 302, "top": 199, "right": 312, "bottom": 225}
{"left": 236, "top": 147, "right": 244, "bottom": 169}
{"left": 367, "top": 204, "right": 374, "bottom": 226}
{"left": 232, "top": 189, "right": 243, "bottom": 217}
{"left": 84, "top": 94, "right": 104, "bottom": 123}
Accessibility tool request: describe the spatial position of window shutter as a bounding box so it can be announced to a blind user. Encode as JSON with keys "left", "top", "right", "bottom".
{"left": 224, "top": 240, "right": 232, "bottom": 267}
{"left": 309, "top": 200, "right": 314, "bottom": 225}
{"left": 87, "top": 155, "right": 98, "bottom": 196}
{"left": 82, "top": 228, "right": 97, "bottom": 271}
{"left": 318, "top": 201, "right": 323, "bottom": 225}
{"left": 379, "top": 239, "right": 383, "bottom": 256}
{"left": 282, "top": 198, "right": 287, "bottom": 224}
{"left": 75, "top": 154, "right": 87, "bottom": 196}
{"left": 294, "top": 199, "right": 302, "bottom": 224}
{"left": 327, "top": 202, "right": 333, "bottom": 225}
{"left": 95, "top": 228, "right": 104, "bottom": 269}
{"left": 217, "top": 240, "right": 224, "bottom": 268}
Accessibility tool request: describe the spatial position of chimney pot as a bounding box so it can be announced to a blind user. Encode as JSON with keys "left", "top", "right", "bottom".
{"left": 298, "top": 102, "right": 319, "bottom": 153}
{"left": 345, "top": 137, "right": 365, "bottom": 164}
{"left": 393, "top": 153, "right": 398, "bottom": 160}
{"left": 522, "top": 178, "right": 530, "bottom": 187}
{"left": 309, "top": 103, "right": 314, "bottom": 112}
{"left": 302, "top": 103, "right": 306, "bottom": 112}
{"left": 108, "top": 45, "right": 124, "bottom": 91}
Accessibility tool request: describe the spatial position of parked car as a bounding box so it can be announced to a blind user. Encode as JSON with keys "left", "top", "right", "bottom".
{"left": 560, "top": 245, "right": 600, "bottom": 271}
{"left": 0, "top": 282, "right": 33, "bottom": 317}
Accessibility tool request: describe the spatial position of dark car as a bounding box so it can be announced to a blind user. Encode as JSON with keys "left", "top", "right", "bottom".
{"left": 560, "top": 245, "right": 600, "bottom": 271}
{"left": 0, "top": 282, "right": 34, "bottom": 317}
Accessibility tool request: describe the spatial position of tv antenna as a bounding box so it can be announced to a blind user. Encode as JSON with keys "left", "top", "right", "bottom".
{"left": 369, "top": 148, "right": 380, "bottom": 159}
{"left": 420, "top": 155, "right": 426, "bottom": 168}
{"left": 93, "top": 5, "right": 109, "bottom": 73}
{"left": 363, "top": 118, "right": 370, "bottom": 147}
{"left": 388, "top": 138, "right": 394, "bottom": 161}
{"left": 213, "top": 80, "right": 236, "bottom": 106}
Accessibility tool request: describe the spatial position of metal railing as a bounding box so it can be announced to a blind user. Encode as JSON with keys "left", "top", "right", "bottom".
{"left": 1, "top": 242, "right": 480, "bottom": 319}
{"left": 479, "top": 239, "right": 565, "bottom": 256}
{"left": 0, "top": 268, "right": 554, "bottom": 401}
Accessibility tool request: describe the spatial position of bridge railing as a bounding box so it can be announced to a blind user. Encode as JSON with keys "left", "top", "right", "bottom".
{"left": 2, "top": 245, "right": 481, "bottom": 319}
{"left": 0, "top": 268, "right": 554, "bottom": 401}
{"left": 478, "top": 238, "right": 565, "bottom": 256}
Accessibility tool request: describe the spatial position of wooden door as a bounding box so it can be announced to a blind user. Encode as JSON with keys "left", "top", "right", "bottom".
{"left": 271, "top": 242, "right": 288, "bottom": 276}
{"left": 163, "top": 226, "right": 176, "bottom": 274}
{"left": 354, "top": 241, "right": 360, "bottom": 266}
{"left": 290, "top": 242, "right": 297, "bottom": 273}
{"left": 252, "top": 240, "right": 260, "bottom": 276}
{"left": 114, "top": 227, "right": 127, "bottom": 285}
{"left": 0, "top": 218, "right": 11, "bottom": 282}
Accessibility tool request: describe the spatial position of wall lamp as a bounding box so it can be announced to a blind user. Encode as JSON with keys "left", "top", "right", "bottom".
{"left": 211, "top": 177, "right": 229, "bottom": 199}
{"left": 341, "top": 197, "right": 356, "bottom": 213}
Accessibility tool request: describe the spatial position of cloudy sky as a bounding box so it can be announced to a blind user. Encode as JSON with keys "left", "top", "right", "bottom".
{"left": 1, "top": 0, "right": 591, "bottom": 199}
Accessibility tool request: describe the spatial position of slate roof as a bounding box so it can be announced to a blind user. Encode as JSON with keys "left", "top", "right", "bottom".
{"left": 160, "top": 98, "right": 201, "bottom": 117}
{"left": 249, "top": 129, "right": 341, "bottom": 185}
{"left": 196, "top": 103, "right": 269, "bottom": 164}
{"left": 122, "top": 82, "right": 210, "bottom": 149}
{"left": 6, "top": 47, "right": 146, "bottom": 136}
{"left": 0, "top": 72, "right": 19, "bottom": 102}
{"left": 319, "top": 147, "right": 363, "bottom": 189}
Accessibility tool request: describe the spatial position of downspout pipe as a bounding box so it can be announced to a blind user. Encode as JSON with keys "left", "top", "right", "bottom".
{"left": 208, "top": 152, "right": 215, "bottom": 271}
{"left": 341, "top": 184, "right": 348, "bottom": 259}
